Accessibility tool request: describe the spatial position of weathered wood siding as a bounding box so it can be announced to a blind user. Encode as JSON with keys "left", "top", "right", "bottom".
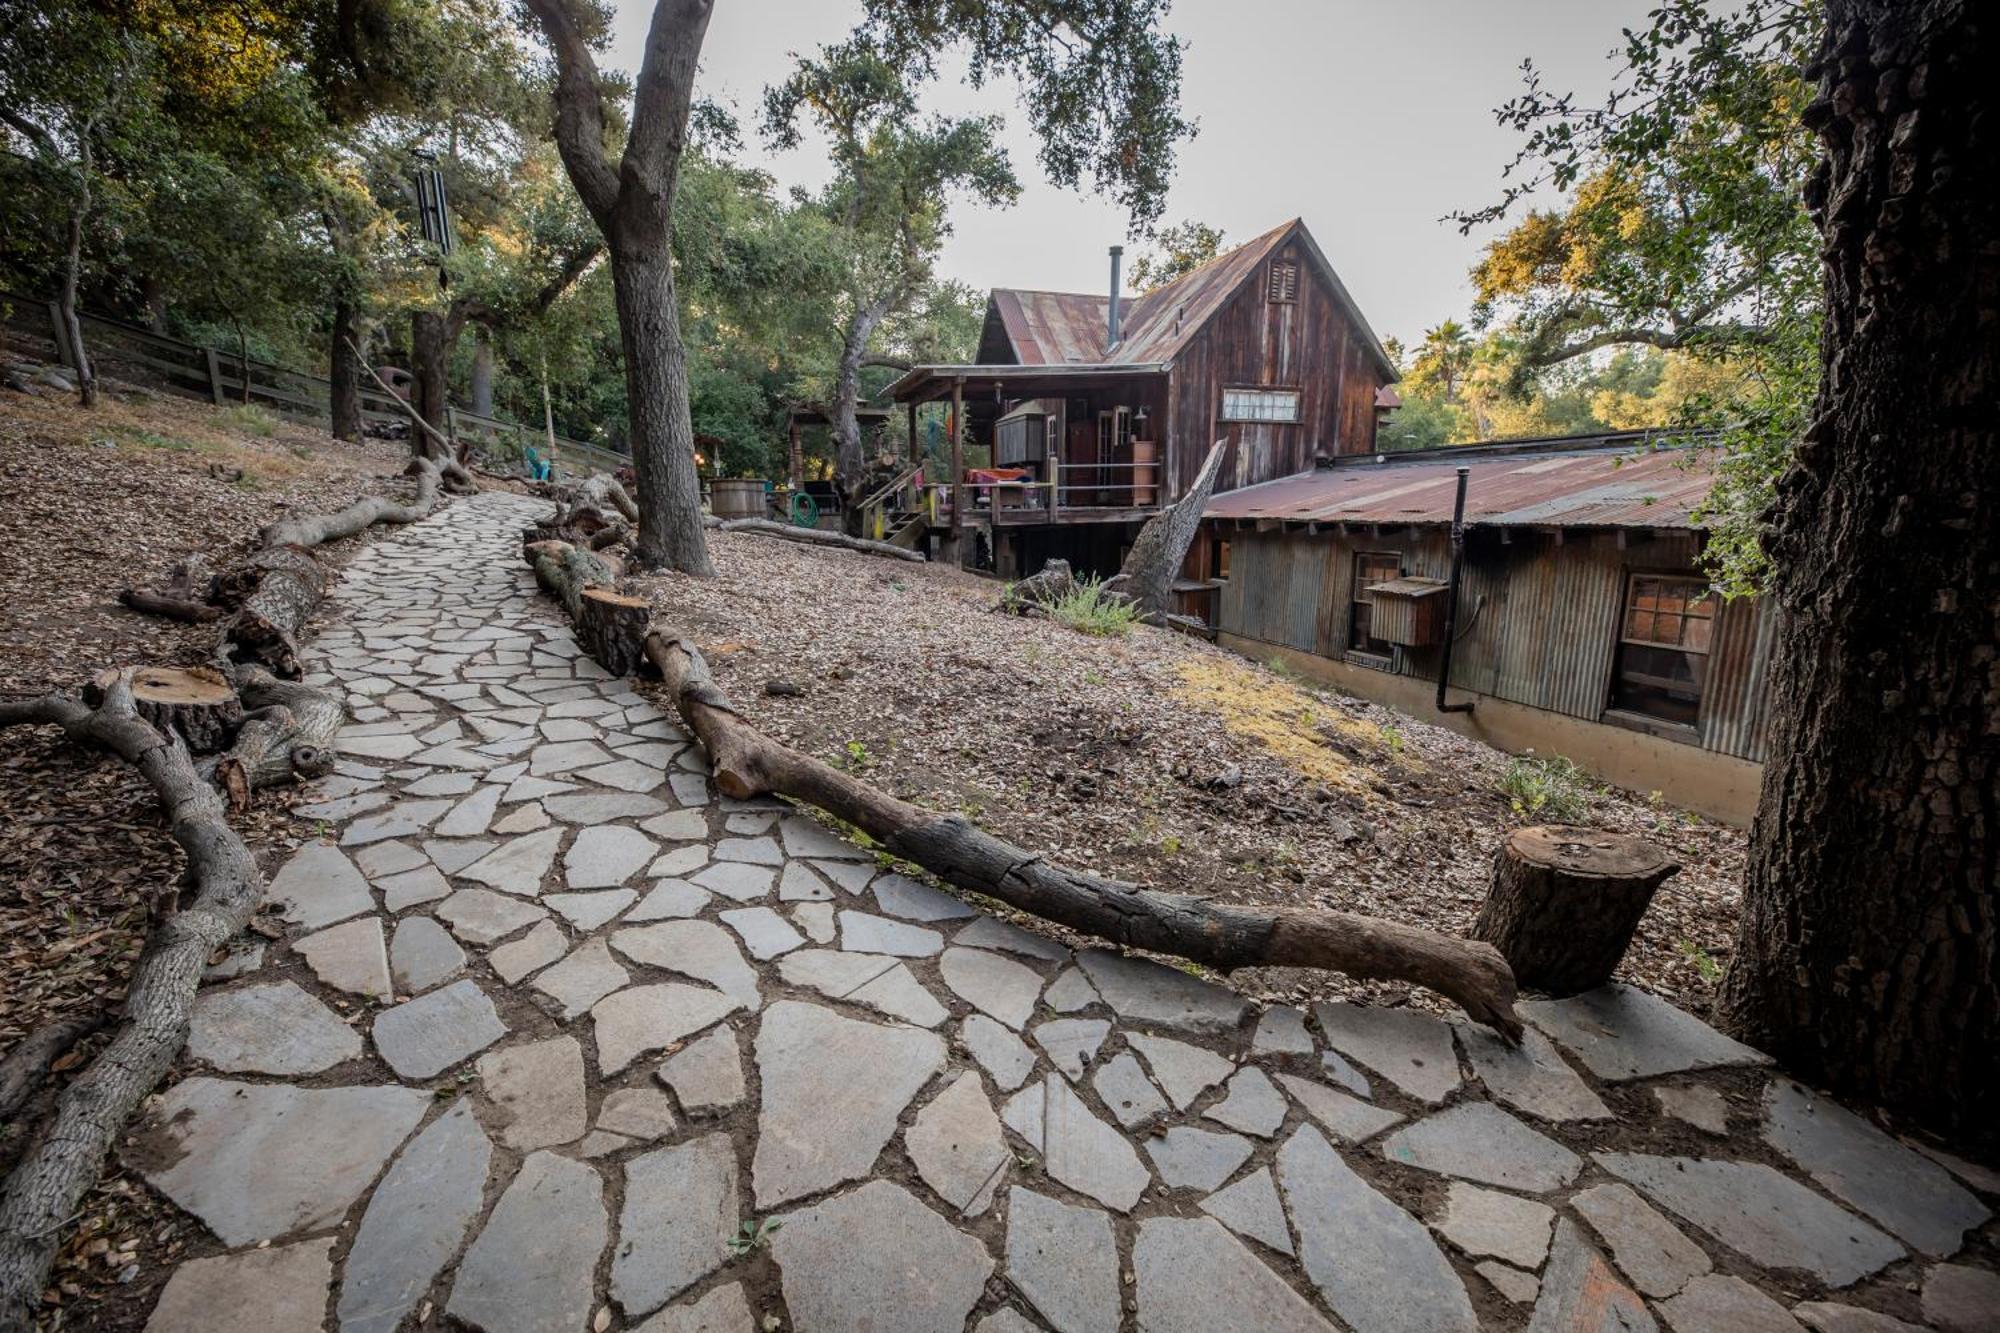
{"left": 1167, "top": 240, "right": 1390, "bottom": 501}
{"left": 1214, "top": 525, "right": 1773, "bottom": 763}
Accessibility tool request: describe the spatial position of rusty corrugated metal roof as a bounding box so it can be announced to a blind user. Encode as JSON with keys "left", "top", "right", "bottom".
{"left": 987, "top": 219, "right": 1396, "bottom": 380}
{"left": 1204, "top": 436, "right": 1722, "bottom": 530}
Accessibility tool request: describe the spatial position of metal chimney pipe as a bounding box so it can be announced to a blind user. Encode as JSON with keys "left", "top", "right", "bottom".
{"left": 1107, "top": 245, "right": 1124, "bottom": 349}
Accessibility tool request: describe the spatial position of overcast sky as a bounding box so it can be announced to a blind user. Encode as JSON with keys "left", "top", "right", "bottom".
{"left": 607, "top": 0, "right": 1654, "bottom": 349}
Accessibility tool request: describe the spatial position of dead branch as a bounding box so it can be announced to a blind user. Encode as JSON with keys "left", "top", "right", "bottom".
{"left": 0, "top": 677, "right": 266, "bottom": 1332}
{"left": 203, "top": 665, "right": 344, "bottom": 810}
{"left": 0, "top": 1017, "right": 102, "bottom": 1125}
{"left": 219, "top": 545, "right": 330, "bottom": 680}
{"left": 1116, "top": 437, "right": 1230, "bottom": 622}
{"left": 718, "top": 516, "right": 926, "bottom": 563}
{"left": 256, "top": 455, "right": 446, "bottom": 549}
{"left": 344, "top": 338, "right": 476, "bottom": 494}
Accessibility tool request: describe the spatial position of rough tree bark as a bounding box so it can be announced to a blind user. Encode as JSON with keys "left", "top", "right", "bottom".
{"left": 0, "top": 678, "right": 265, "bottom": 1333}
{"left": 219, "top": 545, "right": 330, "bottom": 680}
{"left": 1472, "top": 825, "right": 1678, "bottom": 996}
{"left": 833, "top": 295, "right": 896, "bottom": 534}
{"left": 635, "top": 626, "right": 1519, "bottom": 1034}
{"left": 718, "top": 516, "right": 926, "bottom": 563}
{"left": 408, "top": 309, "right": 456, "bottom": 439}
{"left": 258, "top": 455, "right": 446, "bottom": 549}
{"left": 329, "top": 298, "right": 363, "bottom": 443}
{"left": 118, "top": 555, "right": 219, "bottom": 624}
{"left": 206, "top": 664, "right": 343, "bottom": 809}
{"left": 526, "top": 0, "right": 716, "bottom": 576}
{"left": 1717, "top": 0, "right": 2000, "bottom": 1150}
{"left": 1114, "top": 437, "right": 1229, "bottom": 621}
{"left": 83, "top": 666, "right": 242, "bottom": 753}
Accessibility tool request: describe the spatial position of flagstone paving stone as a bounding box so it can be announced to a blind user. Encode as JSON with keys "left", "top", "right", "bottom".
{"left": 129, "top": 494, "right": 1997, "bottom": 1333}
{"left": 612, "top": 1133, "right": 738, "bottom": 1317}
{"left": 752, "top": 1000, "right": 945, "bottom": 1207}
{"left": 372, "top": 978, "right": 507, "bottom": 1079}
{"left": 336, "top": 1101, "right": 491, "bottom": 1333}
{"left": 133, "top": 1079, "right": 429, "bottom": 1246}
{"left": 447, "top": 1150, "right": 607, "bottom": 1333}
{"left": 1005, "top": 1187, "right": 1121, "bottom": 1333}
{"left": 186, "top": 981, "right": 360, "bottom": 1075}
{"left": 770, "top": 1181, "right": 992, "bottom": 1333}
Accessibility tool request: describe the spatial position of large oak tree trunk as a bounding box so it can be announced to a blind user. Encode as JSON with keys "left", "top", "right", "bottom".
{"left": 1717, "top": 0, "right": 1999, "bottom": 1151}
{"left": 409, "top": 309, "right": 453, "bottom": 451}
{"left": 608, "top": 239, "right": 714, "bottom": 575}
{"left": 329, "top": 298, "right": 362, "bottom": 443}
{"left": 833, "top": 298, "right": 892, "bottom": 536}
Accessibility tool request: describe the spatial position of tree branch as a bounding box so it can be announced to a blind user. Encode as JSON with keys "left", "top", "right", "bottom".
{"left": 521, "top": 0, "right": 622, "bottom": 220}
{"left": 620, "top": 0, "right": 713, "bottom": 213}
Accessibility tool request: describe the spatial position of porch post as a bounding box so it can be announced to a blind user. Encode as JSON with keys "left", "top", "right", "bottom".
{"left": 907, "top": 402, "right": 918, "bottom": 467}
{"left": 950, "top": 376, "right": 964, "bottom": 535}
{"left": 787, "top": 414, "right": 802, "bottom": 490}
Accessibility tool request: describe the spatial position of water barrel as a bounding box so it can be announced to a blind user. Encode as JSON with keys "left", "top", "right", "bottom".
{"left": 1131, "top": 439, "right": 1158, "bottom": 506}
{"left": 710, "top": 478, "right": 768, "bottom": 521}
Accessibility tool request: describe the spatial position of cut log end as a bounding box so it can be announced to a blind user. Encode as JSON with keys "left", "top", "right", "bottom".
{"left": 577, "top": 587, "right": 651, "bottom": 677}
{"left": 87, "top": 666, "right": 243, "bottom": 752}
{"left": 1471, "top": 824, "right": 1680, "bottom": 998}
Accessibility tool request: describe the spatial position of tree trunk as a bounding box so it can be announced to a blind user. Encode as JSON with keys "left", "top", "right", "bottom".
{"left": 1472, "top": 825, "right": 1678, "bottom": 996}
{"left": 576, "top": 588, "right": 651, "bottom": 677}
{"left": 330, "top": 298, "right": 362, "bottom": 442}
{"left": 1717, "top": 0, "right": 2000, "bottom": 1151}
{"left": 207, "top": 666, "right": 344, "bottom": 809}
{"left": 84, "top": 665, "right": 243, "bottom": 753}
{"left": 1115, "top": 437, "right": 1230, "bottom": 621}
{"left": 718, "top": 516, "right": 926, "bottom": 562}
{"left": 0, "top": 680, "right": 265, "bottom": 1333}
{"left": 220, "top": 545, "right": 330, "bottom": 679}
{"left": 833, "top": 298, "right": 892, "bottom": 536}
{"left": 409, "top": 309, "right": 452, "bottom": 448}
{"left": 58, "top": 178, "right": 94, "bottom": 409}
{"left": 470, "top": 332, "right": 495, "bottom": 416}
{"left": 258, "top": 455, "right": 445, "bottom": 549}
{"left": 607, "top": 239, "right": 713, "bottom": 574}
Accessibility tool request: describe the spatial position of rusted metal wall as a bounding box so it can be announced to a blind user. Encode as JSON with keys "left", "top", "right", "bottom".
{"left": 1214, "top": 524, "right": 1773, "bottom": 763}
{"left": 1170, "top": 240, "right": 1389, "bottom": 500}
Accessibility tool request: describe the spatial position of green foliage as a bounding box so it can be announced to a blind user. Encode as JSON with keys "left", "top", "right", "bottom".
{"left": 1496, "top": 753, "right": 1595, "bottom": 821}
{"left": 1130, "top": 220, "right": 1224, "bottom": 291}
{"left": 1454, "top": 0, "right": 1823, "bottom": 593}
{"left": 726, "top": 1217, "right": 782, "bottom": 1258}
{"left": 1049, "top": 577, "right": 1140, "bottom": 638}
{"left": 217, "top": 403, "right": 279, "bottom": 437}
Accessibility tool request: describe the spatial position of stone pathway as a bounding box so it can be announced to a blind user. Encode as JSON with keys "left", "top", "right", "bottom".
{"left": 130, "top": 494, "right": 1998, "bottom": 1332}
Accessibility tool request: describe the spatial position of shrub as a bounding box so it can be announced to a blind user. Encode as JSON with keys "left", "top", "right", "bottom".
{"left": 1496, "top": 753, "right": 1594, "bottom": 821}
{"left": 1049, "top": 576, "right": 1140, "bottom": 638}
{"left": 218, "top": 402, "right": 279, "bottom": 437}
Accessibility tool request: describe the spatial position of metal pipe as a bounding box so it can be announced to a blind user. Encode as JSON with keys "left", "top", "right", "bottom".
{"left": 1107, "top": 245, "right": 1124, "bottom": 349}
{"left": 1436, "top": 465, "right": 1476, "bottom": 714}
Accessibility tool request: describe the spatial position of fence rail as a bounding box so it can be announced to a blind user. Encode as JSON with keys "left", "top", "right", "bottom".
{"left": 1, "top": 291, "right": 625, "bottom": 479}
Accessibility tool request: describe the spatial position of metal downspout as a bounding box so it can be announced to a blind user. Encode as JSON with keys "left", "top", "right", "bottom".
{"left": 1437, "top": 466, "right": 1476, "bottom": 714}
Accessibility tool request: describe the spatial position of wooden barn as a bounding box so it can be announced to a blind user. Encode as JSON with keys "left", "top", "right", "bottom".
{"left": 881, "top": 218, "right": 1396, "bottom": 575}
{"left": 1202, "top": 432, "right": 1778, "bottom": 823}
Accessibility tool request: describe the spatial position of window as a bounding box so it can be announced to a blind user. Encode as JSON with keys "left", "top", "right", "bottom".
{"left": 1610, "top": 574, "right": 1717, "bottom": 727}
{"left": 1267, "top": 260, "right": 1298, "bottom": 303}
{"left": 1349, "top": 552, "right": 1401, "bottom": 658}
{"left": 1213, "top": 539, "right": 1232, "bottom": 582}
{"left": 1221, "top": 387, "right": 1302, "bottom": 423}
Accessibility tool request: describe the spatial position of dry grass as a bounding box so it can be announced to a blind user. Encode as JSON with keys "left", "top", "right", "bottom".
{"left": 1170, "top": 654, "right": 1390, "bottom": 792}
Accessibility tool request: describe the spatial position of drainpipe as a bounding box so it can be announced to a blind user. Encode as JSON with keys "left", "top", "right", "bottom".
{"left": 1107, "top": 245, "right": 1123, "bottom": 350}
{"left": 1436, "top": 466, "right": 1476, "bottom": 714}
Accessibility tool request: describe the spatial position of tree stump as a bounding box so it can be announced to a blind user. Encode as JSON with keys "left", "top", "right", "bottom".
{"left": 87, "top": 667, "right": 242, "bottom": 752}
{"left": 577, "top": 587, "right": 651, "bottom": 677}
{"left": 1471, "top": 825, "right": 1679, "bottom": 996}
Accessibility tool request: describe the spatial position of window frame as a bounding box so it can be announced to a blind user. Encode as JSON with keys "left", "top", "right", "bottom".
{"left": 1347, "top": 551, "right": 1402, "bottom": 664}
{"left": 1219, "top": 385, "right": 1303, "bottom": 424}
{"left": 1605, "top": 571, "right": 1718, "bottom": 731}
{"left": 1267, "top": 260, "right": 1299, "bottom": 304}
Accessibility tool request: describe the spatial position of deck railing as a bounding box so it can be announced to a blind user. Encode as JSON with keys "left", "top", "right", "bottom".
{"left": 924, "top": 458, "right": 1164, "bottom": 524}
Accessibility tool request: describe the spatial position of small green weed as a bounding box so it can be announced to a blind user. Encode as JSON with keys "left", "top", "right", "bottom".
{"left": 1266, "top": 656, "right": 1299, "bottom": 682}
{"left": 1496, "top": 753, "right": 1593, "bottom": 821}
{"left": 125, "top": 427, "right": 193, "bottom": 452}
{"left": 1678, "top": 938, "right": 1722, "bottom": 982}
{"left": 726, "top": 1217, "right": 782, "bottom": 1257}
{"left": 218, "top": 402, "right": 279, "bottom": 436}
{"left": 1381, "top": 724, "right": 1404, "bottom": 755}
{"left": 842, "top": 739, "right": 873, "bottom": 772}
{"left": 1049, "top": 576, "right": 1140, "bottom": 638}
{"left": 1159, "top": 834, "right": 1182, "bottom": 856}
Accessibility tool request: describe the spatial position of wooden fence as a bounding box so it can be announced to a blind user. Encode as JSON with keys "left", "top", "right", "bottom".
{"left": 1, "top": 291, "right": 627, "bottom": 479}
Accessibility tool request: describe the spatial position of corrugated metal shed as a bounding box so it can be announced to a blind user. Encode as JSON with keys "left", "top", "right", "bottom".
{"left": 1205, "top": 438, "right": 1721, "bottom": 530}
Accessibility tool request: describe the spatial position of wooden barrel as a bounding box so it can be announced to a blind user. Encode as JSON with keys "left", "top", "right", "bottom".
{"left": 1132, "top": 439, "right": 1158, "bottom": 506}
{"left": 710, "top": 478, "right": 768, "bottom": 521}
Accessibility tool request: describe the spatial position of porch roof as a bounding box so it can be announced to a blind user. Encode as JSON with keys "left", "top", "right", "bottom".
{"left": 881, "top": 362, "right": 1167, "bottom": 404}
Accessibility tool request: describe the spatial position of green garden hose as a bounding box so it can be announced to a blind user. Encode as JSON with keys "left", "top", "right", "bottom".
{"left": 788, "top": 491, "right": 819, "bottom": 527}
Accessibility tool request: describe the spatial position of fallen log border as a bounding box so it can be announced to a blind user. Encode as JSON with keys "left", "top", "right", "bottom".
{"left": 0, "top": 677, "right": 266, "bottom": 1333}
{"left": 718, "top": 516, "right": 926, "bottom": 562}
{"left": 519, "top": 535, "right": 1519, "bottom": 1037}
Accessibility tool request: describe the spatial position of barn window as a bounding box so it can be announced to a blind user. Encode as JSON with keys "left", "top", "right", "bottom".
{"left": 1609, "top": 574, "right": 1717, "bottom": 727}
{"left": 1221, "top": 387, "right": 1301, "bottom": 423}
{"left": 1267, "top": 260, "right": 1298, "bottom": 303}
{"left": 1349, "top": 552, "right": 1401, "bottom": 659}
{"left": 1213, "top": 539, "right": 1232, "bottom": 582}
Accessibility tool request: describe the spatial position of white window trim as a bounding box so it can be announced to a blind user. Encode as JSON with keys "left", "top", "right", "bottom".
{"left": 1220, "top": 387, "right": 1302, "bottom": 424}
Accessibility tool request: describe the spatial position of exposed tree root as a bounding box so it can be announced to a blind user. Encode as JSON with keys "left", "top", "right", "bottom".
{"left": 0, "top": 1017, "right": 101, "bottom": 1125}
{"left": 0, "top": 677, "right": 266, "bottom": 1333}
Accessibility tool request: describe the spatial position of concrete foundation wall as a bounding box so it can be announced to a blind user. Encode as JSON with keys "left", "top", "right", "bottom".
{"left": 1218, "top": 632, "right": 1765, "bottom": 827}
